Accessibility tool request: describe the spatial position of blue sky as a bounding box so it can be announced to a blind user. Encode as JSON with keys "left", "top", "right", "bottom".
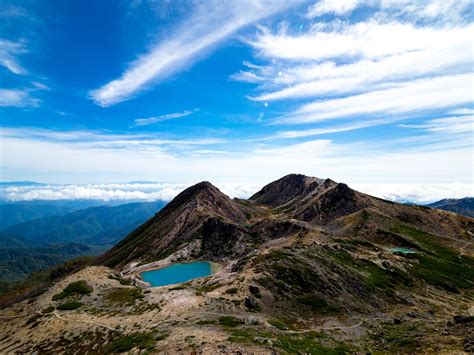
{"left": 0, "top": 0, "right": 473, "bottom": 202}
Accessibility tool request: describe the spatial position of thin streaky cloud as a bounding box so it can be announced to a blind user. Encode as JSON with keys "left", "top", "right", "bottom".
{"left": 134, "top": 109, "right": 198, "bottom": 126}
{"left": 0, "top": 88, "right": 40, "bottom": 107}
{"left": 0, "top": 39, "right": 27, "bottom": 75}
{"left": 267, "top": 118, "right": 399, "bottom": 140}
{"left": 276, "top": 74, "right": 473, "bottom": 124}
{"left": 90, "top": 0, "right": 296, "bottom": 107}
{"left": 399, "top": 115, "right": 474, "bottom": 134}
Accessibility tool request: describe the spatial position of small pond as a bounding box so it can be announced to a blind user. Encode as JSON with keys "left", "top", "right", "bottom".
{"left": 390, "top": 247, "right": 417, "bottom": 254}
{"left": 140, "top": 261, "right": 215, "bottom": 287}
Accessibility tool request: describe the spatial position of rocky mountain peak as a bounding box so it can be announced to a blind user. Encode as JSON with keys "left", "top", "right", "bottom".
{"left": 250, "top": 173, "right": 325, "bottom": 207}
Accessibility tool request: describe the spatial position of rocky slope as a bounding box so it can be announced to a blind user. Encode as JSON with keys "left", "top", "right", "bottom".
{"left": 1, "top": 174, "right": 473, "bottom": 354}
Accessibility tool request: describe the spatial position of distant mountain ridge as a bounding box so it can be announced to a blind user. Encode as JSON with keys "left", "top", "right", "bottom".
{"left": 427, "top": 197, "right": 474, "bottom": 217}
{"left": 0, "top": 201, "right": 166, "bottom": 284}
{"left": 3, "top": 201, "right": 166, "bottom": 246}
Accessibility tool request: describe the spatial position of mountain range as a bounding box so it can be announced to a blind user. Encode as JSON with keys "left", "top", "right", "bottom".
{"left": 0, "top": 201, "right": 166, "bottom": 285}
{"left": 0, "top": 174, "right": 472, "bottom": 353}
{"left": 427, "top": 197, "right": 474, "bottom": 217}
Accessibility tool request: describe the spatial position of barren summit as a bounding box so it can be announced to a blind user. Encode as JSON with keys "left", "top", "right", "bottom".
{"left": 1, "top": 174, "right": 473, "bottom": 353}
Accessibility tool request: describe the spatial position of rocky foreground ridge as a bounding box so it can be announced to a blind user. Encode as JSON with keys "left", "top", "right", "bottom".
{"left": 1, "top": 174, "right": 473, "bottom": 353}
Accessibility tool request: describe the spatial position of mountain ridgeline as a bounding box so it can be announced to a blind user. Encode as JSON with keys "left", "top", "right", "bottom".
{"left": 100, "top": 174, "right": 472, "bottom": 273}
{"left": 427, "top": 197, "right": 474, "bottom": 217}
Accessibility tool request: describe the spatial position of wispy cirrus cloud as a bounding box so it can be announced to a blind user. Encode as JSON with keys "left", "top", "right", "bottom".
{"left": 277, "top": 74, "right": 473, "bottom": 124}
{"left": 237, "top": 22, "right": 473, "bottom": 103}
{"left": 0, "top": 127, "right": 226, "bottom": 152}
{"left": 0, "top": 88, "right": 40, "bottom": 107}
{"left": 307, "top": 0, "right": 472, "bottom": 21}
{"left": 400, "top": 115, "right": 474, "bottom": 134}
{"left": 307, "top": 0, "right": 362, "bottom": 17}
{"left": 134, "top": 108, "right": 198, "bottom": 126}
{"left": 90, "top": 0, "right": 296, "bottom": 107}
{"left": 234, "top": 0, "right": 473, "bottom": 135}
{"left": 0, "top": 39, "right": 27, "bottom": 75}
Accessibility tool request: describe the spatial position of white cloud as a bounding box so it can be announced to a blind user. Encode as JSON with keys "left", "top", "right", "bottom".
{"left": 90, "top": 0, "right": 295, "bottom": 106}
{"left": 3, "top": 183, "right": 187, "bottom": 202}
{"left": 268, "top": 118, "right": 397, "bottom": 139}
{"left": 1, "top": 125, "right": 472, "bottom": 200}
{"left": 307, "top": 0, "right": 362, "bottom": 18}
{"left": 239, "top": 22, "right": 473, "bottom": 101}
{"left": 0, "top": 39, "right": 27, "bottom": 75}
{"left": 400, "top": 115, "right": 474, "bottom": 134}
{"left": 306, "top": 0, "right": 472, "bottom": 21}
{"left": 2, "top": 181, "right": 261, "bottom": 202}
{"left": 2, "top": 173, "right": 471, "bottom": 205}
{"left": 134, "top": 109, "right": 198, "bottom": 126}
{"left": 0, "top": 88, "right": 40, "bottom": 107}
{"left": 449, "top": 108, "right": 474, "bottom": 115}
{"left": 249, "top": 22, "right": 473, "bottom": 62}
{"left": 278, "top": 74, "right": 473, "bottom": 124}
{"left": 352, "top": 182, "right": 473, "bottom": 204}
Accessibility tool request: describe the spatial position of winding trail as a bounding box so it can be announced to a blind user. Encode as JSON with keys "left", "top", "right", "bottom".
{"left": 459, "top": 240, "right": 472, "bottom": 257}
{"left": 278, "top": 320, "right": 365, "bottom": 334}
{"left": 52, "top": 311, "right": 115, "bottom": 331}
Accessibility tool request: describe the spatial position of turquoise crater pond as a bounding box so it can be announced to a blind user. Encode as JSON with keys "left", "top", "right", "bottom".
{"left": 389, "top": 247, "right": 417, "bottom": 254}
{"left": 140, "top": 261, "right": 215, "bottom": 287}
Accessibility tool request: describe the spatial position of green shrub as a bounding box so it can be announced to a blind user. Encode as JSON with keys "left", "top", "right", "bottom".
{"left": 104, "top": 332, "right": 155, "bottom": 353}
{"left": 268, "top": 319, "right": 288, "bottom": 330}
{"left": 196, "top": 319, "right": 215, "bottom": 325}
{"left": 225, "top": 287, "right": 239, "bottom": 295}
{"left": 57, "top": 301, "right": 83, "bottom": 310}
{"left": 219, "top": 316, "right": 243, "bottom": 327}
{"left": 297, "top": 294, "right": 339, "bottom": 313}
{"left": 108, "top": 274, "right": 132, "bottom": 286}
{"left": 42, "top": 306, "right": 55, "bottom": 314}
{"left": 104, "top": 287, "right": 144, "bottom": 305}
{"left": 52, "top": 280, "right": 92, "bottom": 300}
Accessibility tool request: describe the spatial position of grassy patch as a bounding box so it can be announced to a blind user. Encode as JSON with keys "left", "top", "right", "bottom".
{"left": 52, "top": 280, "right": 93, "bottom": 301}
{"left": 268, "top": 319, "right": 289, "bottom": 330}
{"left": 218, "top": 316, "right": 244, "bottom": 327}
{"left": 25, "top": 313, "right": 42, "bottom": 325}
{"left": 296, "top": 294, "right": 340, "bottom": 314}
{"left": 375, "top": 322, "right": 421, "bottom": 352}
{"left": 108, "top": 274, "right": 132, "bottom": 286}
{"left": 228, "top": 329, "right": 349, "bottom": 354}
{"left": 104, "top": 332, "right": 155, "bottom": 353}
{"left": 104, "top": 287, "right": 144, "bottom": 305}
{"left": 41, "top": 306, "right": 55, "bottom": 314}
{"left": 196, "top": 319, "right": 215, "bottom": 325}
{"left": 391, "top": 225, "right": 474, "bottom": 292}
{"left": 197, "top": 281, "right": 221, "bottom": 293}
{"left": 57, "top": 301, "right": 83, "bottom": 310}
{"left": 276, "top": 333, "right": 350, "bottom": 354}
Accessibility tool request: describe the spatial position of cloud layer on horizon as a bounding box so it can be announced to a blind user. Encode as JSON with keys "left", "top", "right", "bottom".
{"left": 2, "top": 180, "right": 471, "bottom": 205}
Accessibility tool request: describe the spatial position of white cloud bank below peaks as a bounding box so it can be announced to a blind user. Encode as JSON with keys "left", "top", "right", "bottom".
{"left": 2, "top": 181, "right": 472, "bottom": 205}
